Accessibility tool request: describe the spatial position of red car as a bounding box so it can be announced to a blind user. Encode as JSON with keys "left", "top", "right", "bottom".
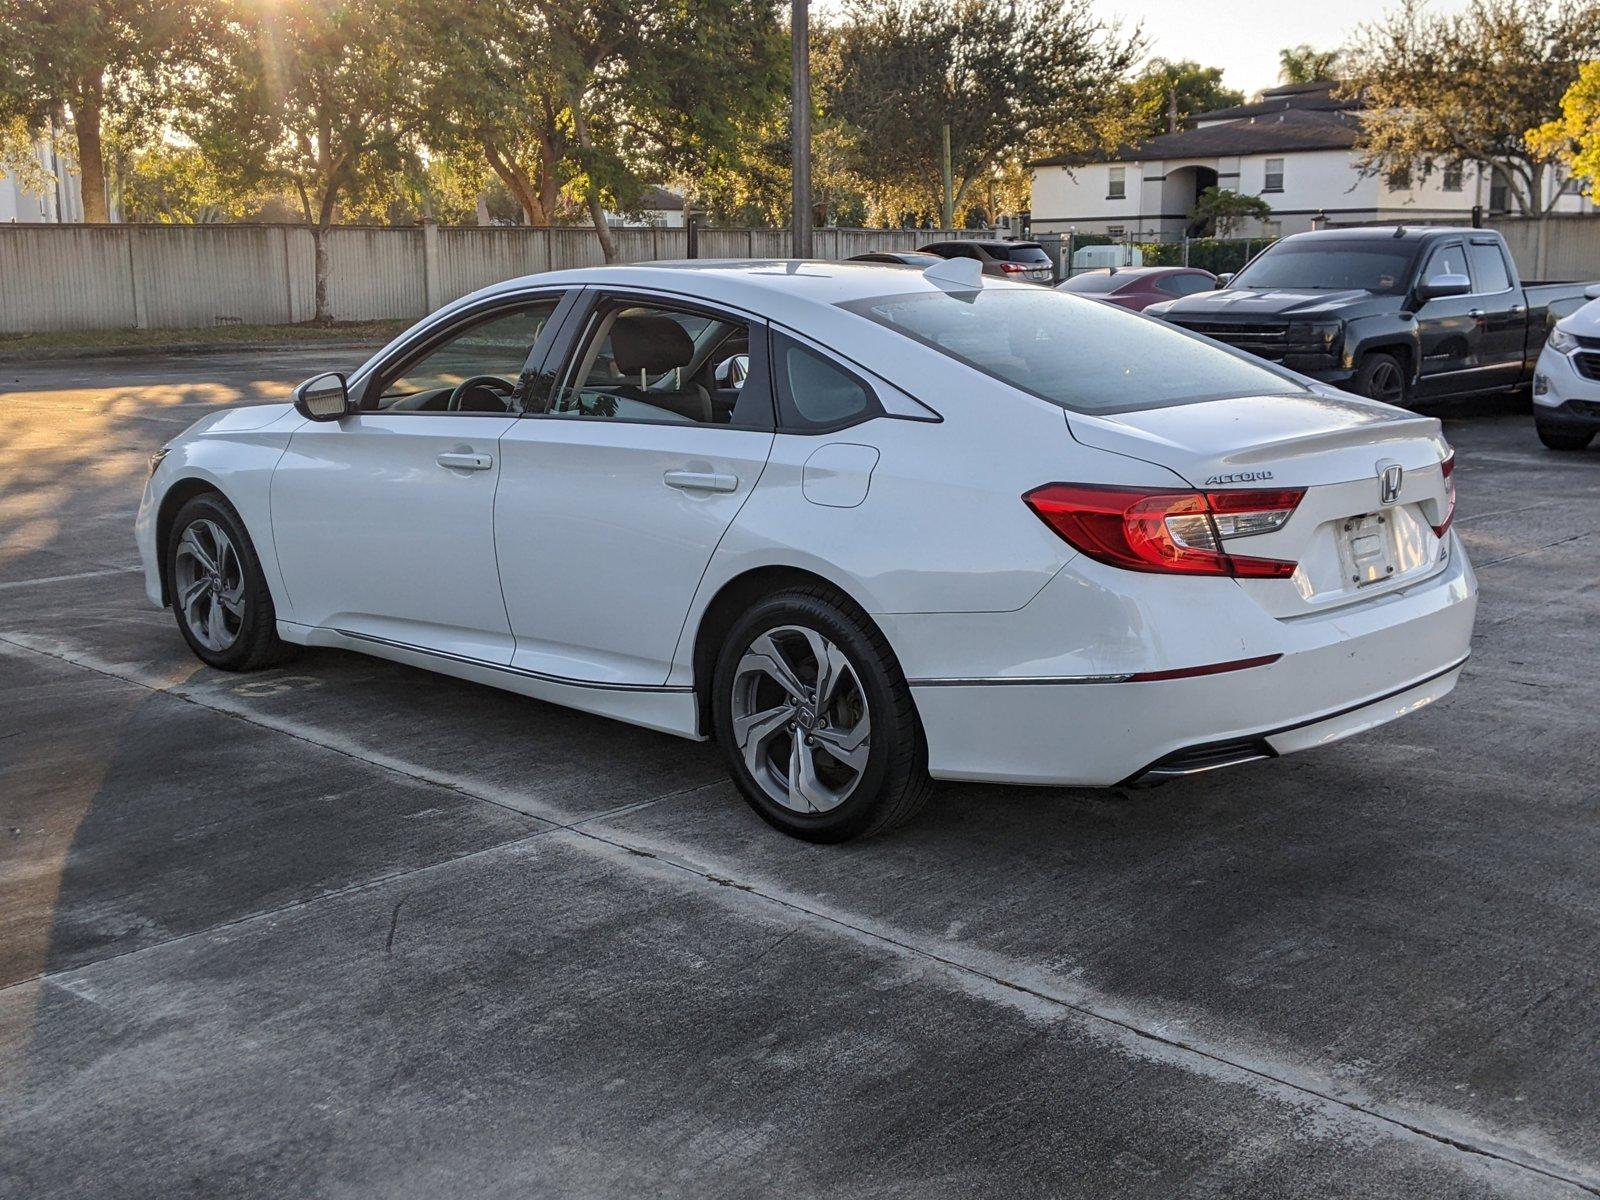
{"left": 1056, "top": 266, "right": 1218, "bottom": 311}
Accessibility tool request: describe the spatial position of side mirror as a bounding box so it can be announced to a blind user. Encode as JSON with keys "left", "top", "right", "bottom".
{"left": 294, "top": 372, "right": 350, "bottom": 421}
{"left": 1585, "top": 283, "right": 1600, "bottom": 301}
{"left": 713, "top": 354, "right": 750, "bottom": 390}
{"left": 1416, "top": 272, "right": 1471, "bottom": 303}
{"left": 1214, "top": 273, "right": 1234, "bottom": 288}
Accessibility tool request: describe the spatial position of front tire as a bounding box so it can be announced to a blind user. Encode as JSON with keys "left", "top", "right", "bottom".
{"left": 1536, "top": 423, "right": 1595, "bottom": 451}
{"left": 167, "top": 493, "right": 292, "bottom": 671}
{"left": 711, "top": 586, "right": 932, "bottom": 842}
{"left": 1354, "top": 352, "right": 1409, "bottom": 406}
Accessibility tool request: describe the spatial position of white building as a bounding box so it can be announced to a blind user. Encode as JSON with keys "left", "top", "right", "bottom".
{"left": 1030, "top": 81, "right": 1593, "bottom": 240}
{"left": 0, "top": 133, "right": 85, "bottom": 223}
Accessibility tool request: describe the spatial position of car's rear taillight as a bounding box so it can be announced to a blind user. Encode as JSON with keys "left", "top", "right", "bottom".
{"left": 1432, "top": 453, "right": 1456, "bottom": 538}
{"left": 998, "top": 262, "right": 1029, "bottom": 273}
{"left": 1023, "top": 483, "right": 1305, "bottom": 578}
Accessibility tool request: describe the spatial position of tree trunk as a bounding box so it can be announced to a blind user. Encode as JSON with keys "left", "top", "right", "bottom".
{"left": 571, "top": 103, "right": 617, "bottom": 263}
{"left": 311, "top": 225, "right": 332, "bottom": 324}
{"left": 74, "top": 79, "right": 109, "bottom": 223}
{"left": 484, "top": 139, "right": 547, "bottom": 225}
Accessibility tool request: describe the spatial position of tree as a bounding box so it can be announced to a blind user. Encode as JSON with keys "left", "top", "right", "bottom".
{"left": 405, "top": 0, "right": 785, "bottom": 255}
{"left": 826, "top": 0, "right": 1141, "bottom": 224}
{"left": 1189, "top": 185, "right": 1273, "bottom": 238}
{"left": 1118, "top": 59, "right": 1243, "bottom": 139}
{"left": 1528, "top": 59, "right": 1600, "bottom": 201}
{"left": 0, "top": 0, "right": 205, "bottom": 222}
{"left": 1343, "top": 0, "right": 1600, "bottom": 218}
{"left": 1278, "top": 44, "right": 1341, "bottom": 85}
{"left": 183, "top": 0, "right": 418, "bottom": 321}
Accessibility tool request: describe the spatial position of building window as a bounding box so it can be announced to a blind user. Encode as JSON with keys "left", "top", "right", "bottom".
{"left": 1106, "top": 225, "right": 1125, "bottom": 239}
{"left": 1442, "top": 162, "right": 1463, "bottom": 192}
{"left": 1386, "top": 165, "right": 1413, "bottom": 191}
{"left": 1262, "top": 220, "right": 1282, "bottom": 238}
{"left": 1562, "top": 176, "right": 1582, "bottom": 194}
{"left": 1263, "top": 158, "right": 1284, "bottom": 193}
{"left": 1108, "top": 167, "right": 1126, "bottom": 199}
{"left": 1489, "top": 172, "right": 1510, "bottom": 214}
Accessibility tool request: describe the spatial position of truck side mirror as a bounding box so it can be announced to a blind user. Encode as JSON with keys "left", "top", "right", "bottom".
{"left": 1214, "top": 273, "right": 1233, "bottom": 288}
{"left": 1585, "top": 283, "right": 1600, "bottom": 301}
{"left": 1416, "top": 273, "right": 1471, "bottom": 303}
{"left": 293, "top": 372, "right": 351, "bottom": 421}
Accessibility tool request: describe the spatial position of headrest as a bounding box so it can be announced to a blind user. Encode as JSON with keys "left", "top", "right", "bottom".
{"left": 611, "top": 314, "right": 694, "bottom": 373}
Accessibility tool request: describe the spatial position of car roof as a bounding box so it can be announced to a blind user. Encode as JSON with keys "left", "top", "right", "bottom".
{"left": 1079, "top": 266, "right": 1210, "bottom": 279}
{"left": 448, "top": 259, "right": 1038, "bottom": 327}
{"left": 1277, "top": 226, "right": 1478, "bottom": 246}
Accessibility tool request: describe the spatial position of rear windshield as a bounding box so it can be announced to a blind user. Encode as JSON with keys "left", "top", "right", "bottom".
{"left": 1057, "top": 271, "right": 1123, "bottom": 293}
{"left": 1230, "top": 239, "right": 1421, "bottom": 294}
{"left": 986, "top": 243, "right": 1051, "bottom": 263}
{"left": 841, "top": 287, "right": 1304, "bottom": 414}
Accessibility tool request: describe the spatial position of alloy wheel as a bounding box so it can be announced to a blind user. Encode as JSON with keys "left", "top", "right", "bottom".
{"left": 1369, "top": 360, "right": 1405, "bottom": 404}
{"left": 730, "top": 624, "right": 872, "bottom": 814}
{"left": 173, "top": 518, "right": 245, "bottom": 652}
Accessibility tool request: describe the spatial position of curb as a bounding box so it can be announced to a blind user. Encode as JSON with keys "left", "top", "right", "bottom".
{"left": 0, "top": 338, "right": 390, "bottom": 364}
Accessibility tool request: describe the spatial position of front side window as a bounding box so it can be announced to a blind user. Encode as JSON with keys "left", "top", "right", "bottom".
{"left": 544, "top": 300, "right": 771, "bottom": 427}
{"left": 842, "top": 288, "right": 1303, "bottom": 416}
{"left": 372, "top": 299, "right": 561, "bottom": 413}
{"left": 772, "top": 333, "right": 880, "bottom": 431}
{"left": 1108, "top": 167, "right": 1126, "bottom": 199}
{"left": 1156, "top": 272, "right": 1217, "bottom": 297}
{"left": 1420, "top": 242, "right": 1467, "bottom": 285}
{"left": 1263, "top": 158, "right": 1285, "bottom": 193}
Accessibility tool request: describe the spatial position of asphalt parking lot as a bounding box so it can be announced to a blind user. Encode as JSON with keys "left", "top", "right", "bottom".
{"left": 1, "top": 348, "right": 1597, "bottom": 1198}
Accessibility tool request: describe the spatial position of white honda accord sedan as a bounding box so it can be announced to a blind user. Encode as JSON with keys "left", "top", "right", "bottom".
{"left": 137, "top": 258, "right": 1477, "bottom": 841}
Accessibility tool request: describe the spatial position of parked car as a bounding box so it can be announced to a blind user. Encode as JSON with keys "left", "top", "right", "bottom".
{"left": 139, "top": 259, "right": 1474, "bottom": 843}
{"left": 918, "top": 239, "right": 1055, "bottom": 283}
{"left": 1532, "top": 288, "right": 1600, "bottom": 450}
{"left": 1057, "top": 266, "right": 1219, "bottom": 312}
{"left": 1146, "top": 227, "right": 1597, "bottom": 406}
{"left": 1071, "top": 243, "right": 1145, "bottom": 273}
{"left": 847, "top": 251, "right": 945, "bottom": 268}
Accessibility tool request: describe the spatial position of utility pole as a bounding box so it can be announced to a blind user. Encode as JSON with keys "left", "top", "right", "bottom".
{"left": 941, "top": 124, "right": 953, "bottom": 231}
{"left": 791, "top": 0, "right": 813, "bottom": 258}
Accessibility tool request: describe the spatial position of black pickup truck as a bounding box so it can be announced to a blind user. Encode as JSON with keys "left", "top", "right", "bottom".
{"left": 1145, "top": 227, "right": 1598, "bottom": 406}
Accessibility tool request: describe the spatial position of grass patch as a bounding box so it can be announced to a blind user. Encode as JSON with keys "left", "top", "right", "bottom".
{"left": 0, "top": 319, "right": 412, "bottom": 354}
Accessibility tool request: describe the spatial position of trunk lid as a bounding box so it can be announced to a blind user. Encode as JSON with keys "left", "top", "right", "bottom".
{"left": 1069, "top": 393, "right": 1455, "bottom": 617}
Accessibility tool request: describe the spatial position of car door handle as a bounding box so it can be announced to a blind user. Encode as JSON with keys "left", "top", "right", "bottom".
{"left": 1509, "top": 305, "right": 1527, "bottom": 316}
{"left": 436, "top": 451, "right": 493, "bottom": 471}
{"left": 1469, "top": 309, "right": 1485, "bottom": 319}
{"left": 663, "top": 469, "right": 738, "bottom": 493}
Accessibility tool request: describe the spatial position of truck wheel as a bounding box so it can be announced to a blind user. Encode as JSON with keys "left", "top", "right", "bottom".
{"left": 1354, "top": 352, "right": 1408, "bottom": 406}
{"left": 1536, "top": 423, "right": 1595, "bottom": 451}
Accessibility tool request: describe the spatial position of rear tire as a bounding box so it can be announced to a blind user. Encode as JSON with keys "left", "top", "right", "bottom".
{"left": 1354, "top": 352, "right": 1409, "bottom": 407}
{"left": 711, "top": 586, "right": 932, "bottom": 842}
{"left": 166, "top": 493, "right": 293, "bottom": 672}
{"left": 1536, "top": 423, "right": 1595, "bottom": 451}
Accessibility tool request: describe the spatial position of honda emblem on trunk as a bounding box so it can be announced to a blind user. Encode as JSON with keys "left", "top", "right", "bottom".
{"left": 1378, "top": 462, "right": 1404, "bottom": 505}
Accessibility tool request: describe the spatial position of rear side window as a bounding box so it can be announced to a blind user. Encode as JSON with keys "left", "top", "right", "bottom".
{"left": 1468, "top": 241, "right": 1513, "bottom": 293}
{"left": 842, "top": 287, "right": 1304, "bottom": 415}
{"left": 772, "top": 332, "right": 880, "bottom": 431}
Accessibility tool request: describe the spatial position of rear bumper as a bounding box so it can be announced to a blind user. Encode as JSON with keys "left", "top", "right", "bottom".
{"left": 900, "top": 539, "right": 1477, "bottom": 787}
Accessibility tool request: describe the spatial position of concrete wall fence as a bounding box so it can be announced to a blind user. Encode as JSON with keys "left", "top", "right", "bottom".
{"left": 0, "top": 223, "right": 965, "bottom": 334}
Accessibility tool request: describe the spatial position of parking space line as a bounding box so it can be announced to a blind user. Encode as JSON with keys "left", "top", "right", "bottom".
{"left": 2, "top": 628, "right": 1596, "bottom": 1197}
{"left": 0, "top": 567, "right": 143, "bottom": 592}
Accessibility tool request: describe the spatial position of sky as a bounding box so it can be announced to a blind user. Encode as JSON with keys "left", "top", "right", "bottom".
{"left": 1084, "top": 0, "right": 1476, "bottom": 96}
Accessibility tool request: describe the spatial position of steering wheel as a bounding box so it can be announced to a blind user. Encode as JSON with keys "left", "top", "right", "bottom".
{"left": 447, "top": 375, "right": 515, "bottom": 413}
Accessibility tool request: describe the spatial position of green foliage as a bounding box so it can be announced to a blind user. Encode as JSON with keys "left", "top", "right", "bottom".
{"left": 1278, "top": 45, "right": 1341, "bottom": 85}
{"left": 0, "top": 115, "right": 57, "bottom": 197}
{"left": 1344, "top": 0, "right": 1600, "bottom": 216}
{"left": 1188, "top": 186, "right": 1273, "bottom": 238}
{"left": 824, "top": 0, "right": 1141, "bottom": 223}
{"left": 1135, "top": 237, "right": 1275, "bottom": 275}
{"left": 0, "top": 0, "right": 209, "bottom": 220}
{"left": 1117, "top": 59, "right": 1243, "bottom": 140}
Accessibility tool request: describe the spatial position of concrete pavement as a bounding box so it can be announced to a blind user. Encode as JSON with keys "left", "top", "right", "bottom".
{"left": 1, "top": 352, "right": 1597, "bottom": 1197}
